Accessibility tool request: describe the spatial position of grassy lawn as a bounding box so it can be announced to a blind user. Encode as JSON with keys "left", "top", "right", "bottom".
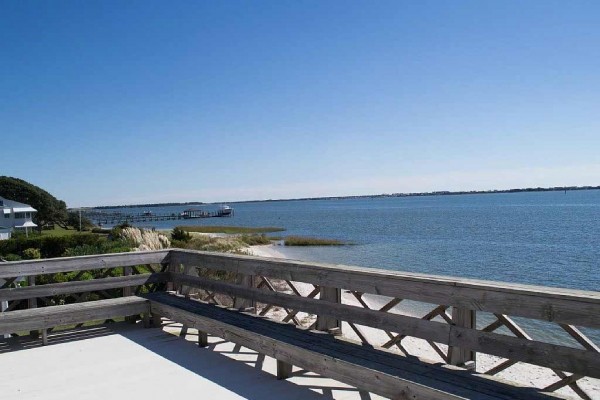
{"left": 38, "top": 227, "right": 83, "bottom": 237}
{"left": 179, "top": 225, "right": 285, "bottom": 234}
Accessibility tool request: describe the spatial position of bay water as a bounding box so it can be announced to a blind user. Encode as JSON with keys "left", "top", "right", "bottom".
{"left": 101, "top": 189, "right": 600, "bottom": 345}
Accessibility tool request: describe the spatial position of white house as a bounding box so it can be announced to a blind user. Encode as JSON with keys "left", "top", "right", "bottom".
{"left": 0, "top": 196, "right": 38, "bottom": 239}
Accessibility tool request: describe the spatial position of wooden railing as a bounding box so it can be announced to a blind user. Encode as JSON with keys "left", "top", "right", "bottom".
{"left": 169, "top": 249, "right": 600, "bottom": 400}
{"left": 0, "top": 251, "right": 170, "bottom": 325}
{"left": 1, "top": 249, "right": 599, "bottom": 399}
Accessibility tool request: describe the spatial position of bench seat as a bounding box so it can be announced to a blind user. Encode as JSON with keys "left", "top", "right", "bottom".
{"left": 146, "top": 292, "right": 559, "bottom": 400}
{"left": 0, "top": 296, "right": 150, "bottom": 343}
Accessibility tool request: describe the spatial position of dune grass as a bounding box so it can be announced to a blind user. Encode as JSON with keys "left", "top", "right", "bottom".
{"left": 283, "top": 236, "right": 347, "bottom": 246}
{"left": 238, "top": 234, "right": 272, "bottom": 246}
{"left": 179, "top": 225, "right": 285, "bottom": 234}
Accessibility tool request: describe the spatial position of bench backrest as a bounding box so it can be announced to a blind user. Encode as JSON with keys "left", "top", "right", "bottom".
{"left": 0, "top": 251, "right": 169, "bottom": 317}
{"left": 169, "top": 249, "right": 600, "bottom": 399}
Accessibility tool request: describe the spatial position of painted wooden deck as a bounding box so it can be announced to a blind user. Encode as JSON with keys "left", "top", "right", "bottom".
{"left": 0, "top": 322, "right": 383, "bottom": 400}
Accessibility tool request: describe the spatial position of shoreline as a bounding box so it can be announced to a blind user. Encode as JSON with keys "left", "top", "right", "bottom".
{"left": 247, "top": 244, "right": 600, "bottom": 399}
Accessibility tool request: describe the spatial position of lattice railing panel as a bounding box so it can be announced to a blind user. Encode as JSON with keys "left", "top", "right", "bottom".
{"left": 256, "top": 276, "right": 320, "bottom": 328}
{"left": 478, "top": 313, "right": 599, "bottom": 400}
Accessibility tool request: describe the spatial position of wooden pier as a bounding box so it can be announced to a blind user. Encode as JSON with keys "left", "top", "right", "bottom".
{"left": 84, "top": 209, "right": 233, "bottom": 225}
{"left": 1, "top": 250, "right": 598, "bottom": 399}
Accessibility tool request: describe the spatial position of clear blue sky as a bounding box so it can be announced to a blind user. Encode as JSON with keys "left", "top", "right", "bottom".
{"left": 2, "top": 1, "right": 599, "bottom": 207}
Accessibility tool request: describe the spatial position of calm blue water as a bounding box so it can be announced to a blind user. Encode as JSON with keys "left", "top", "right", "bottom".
{"left": 100, "top": 190, "right": 600, "bottom": 345}
{"left": 103, "top": 190, "right": 600, "bottom": 292}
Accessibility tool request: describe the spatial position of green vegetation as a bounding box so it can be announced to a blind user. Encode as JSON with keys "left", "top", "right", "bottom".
{"left": 66, "top": 211, "right": 95, "bottom": 231}
{"left": 171, "top": 235, "right": 247, "bottom": 253}
{"left": 238, "top": 234, "right": 271, "bottom": 246}
{"left": 170, "top": 232, "right": 268, "bottom": 252}
{"left": 0, "top": 232, "right": 129, "bottom": 259}
{"left": 179, "top": 225, "right": 285, "bottom": 234}
{"left": 171, "top": 226, "right": 191, "bottom": 242}
{"left": 283, "top": 236, "right": 347, "bottom": 246}
{"left": 38, "top": 227, "right": 83, "bottom": 237}
{"left": 22, "top": 248, "right": 41, "bottom": 260}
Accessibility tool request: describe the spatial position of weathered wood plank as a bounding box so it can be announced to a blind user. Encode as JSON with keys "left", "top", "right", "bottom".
{"left": 170, "top": 272, "right": 600, "bottom": 378}
{"left": 0, "top": 251, "right": 170, "bottom": 279}
{"left": 276, "top": 360, "right": 293, "bottom": 380}
{"left": 448, "top": 307, "right": 476, "bottom": 368}
{"left": 147, "top": 293, "right": 560, "bottom": 400}
{"left": 0, "top": 273, "right": 169, "bottom": 302}
{"left": 0, "top": 297, "right": 149, "bottom": 333}
{"left": 316, "top": 286, "right": 341, "bottom": 331}
{"left": 148, "top": 299, "right": 464, "bottom": 400}
{"left": 233, "top": 274, "right": 256, "bottom": 310}
{"left": 27, "top": 275, "right": 39, "bottom": 338}
{"left": 198, "top": 330, "right": 208, "bottom": 347}
{"left": 170, "top": 250, "right": 600, "bottom": 328}
{"left": 123, "top": 266, "right": 133, "bottom": 297}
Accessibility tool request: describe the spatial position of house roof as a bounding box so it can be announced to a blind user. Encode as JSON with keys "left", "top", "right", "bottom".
{"left": 13, "top": 221, "right": 37, "bottom": 228}
{"left": 12, "top": 206, "right": 37, "bottom": 213}
{"left": 0, "top": 196, "right": 37, "bottom": 212}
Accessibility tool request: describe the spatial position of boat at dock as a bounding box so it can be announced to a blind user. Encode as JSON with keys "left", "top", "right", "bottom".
{"left": 219, "top": 205, "right": 233, "bottom": 216}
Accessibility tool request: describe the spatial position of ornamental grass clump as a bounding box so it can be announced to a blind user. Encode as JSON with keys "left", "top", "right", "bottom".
{"left": 283, "top": 236, "right": 347, "bottom": 246}
{"left": 121, "top": 227, "right": 170, "bottom": 251}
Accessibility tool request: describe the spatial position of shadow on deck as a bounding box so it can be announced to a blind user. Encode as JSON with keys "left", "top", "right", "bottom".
{"left": 0, "top": 322, "right": 379, "bottom": 400}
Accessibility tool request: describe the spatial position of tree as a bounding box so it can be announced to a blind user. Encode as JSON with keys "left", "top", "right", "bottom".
{"left": 66, "top": 211, "right": 94, "bottom": 231}
{"left": 0, "top": 176, "right": 68, "bottom": 229}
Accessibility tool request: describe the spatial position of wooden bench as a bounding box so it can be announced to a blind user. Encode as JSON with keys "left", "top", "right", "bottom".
{"left": 0, "top": 296, "right": 150, "bottom": 345}
{"left": 146, "top": 291, "right": 558, "bottom": 400}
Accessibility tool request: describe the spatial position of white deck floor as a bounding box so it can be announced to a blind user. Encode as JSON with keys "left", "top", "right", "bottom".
{"left": 0, "top": 322, "right": 384, "bottom": 400}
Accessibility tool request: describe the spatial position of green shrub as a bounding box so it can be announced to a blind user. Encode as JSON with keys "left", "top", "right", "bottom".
{"left": 171, "top": 227, "right": 191, "bottom": 242}
{"left": 2, "top": 254, "right": 22, "bottom": 261}
{"left": 22, "top": 248, "right": 41, "bottom": 260}
{"left": 0, "top": 233, "right": 112, "bottom": 259}
{"left": 109, "top": 222, "right": 131, "bottom": 240}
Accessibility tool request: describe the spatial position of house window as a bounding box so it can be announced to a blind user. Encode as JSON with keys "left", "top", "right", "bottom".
{"left": 14, "top": 212, "right": 25, "bottom": 218}
{"left": 4, "top": 213, "right": 8, "bottom": 219}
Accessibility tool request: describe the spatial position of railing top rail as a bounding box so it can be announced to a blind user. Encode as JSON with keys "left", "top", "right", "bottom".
{"left": 171, "top": 249, "right": 599, "bottom": 301}
{"left": 171, "top": 249, "right": 600, "bottom": 327}
{"left": 0, "top": 250, "right": 170, "bottom": 279}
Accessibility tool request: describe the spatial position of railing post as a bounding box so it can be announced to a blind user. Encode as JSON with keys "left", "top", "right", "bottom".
{"left": 276, "top": 360, "right": 293, "bottom": 380}
{"left": 179, "top": 263, "right": 201, "bottom": 338}
{"left": 154, "top": 256, "right": 177, "bottom": 327}
{"left": 316, "top": 286, "right": 342, "bottom": 333}
{"left": 123, "top": 266, "right": 132, "bottom": 297}
{"left": 123, "top": 266, "right": 136, "bottom": 323}
{"left": 448, "top": 307, "right": 476, "bottom": 369}
{"left": 28, "top": 275, "right": 39, "bottom": 339}
{"left": 233, "top": 274, "right": 256, "bottom": 312}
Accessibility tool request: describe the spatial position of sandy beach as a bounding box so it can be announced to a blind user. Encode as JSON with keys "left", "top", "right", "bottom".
{"left": 248, "top": 244, "right": 600, "bottom": 399}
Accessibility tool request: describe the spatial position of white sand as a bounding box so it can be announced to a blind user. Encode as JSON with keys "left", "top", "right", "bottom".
{"left": 248, "top": 244, "right": 600, "bottom": 399}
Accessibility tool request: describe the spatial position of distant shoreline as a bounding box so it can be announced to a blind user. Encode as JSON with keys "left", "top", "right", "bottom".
{"left": 89, "top": 185, "right": 599, "bottom": 209}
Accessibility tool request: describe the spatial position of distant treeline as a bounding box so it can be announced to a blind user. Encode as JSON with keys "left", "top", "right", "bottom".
{"left": 89, "top": 185, "right": 599, "bottom": 209}
{"left": 92, "top": 201, "right": 205, "bottom": 210}
{"left": 230, "top": 185, "right": 600, "bottom": 204}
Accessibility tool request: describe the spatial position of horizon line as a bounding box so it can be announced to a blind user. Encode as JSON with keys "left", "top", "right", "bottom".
{"left": 83, "top": 184, "right": 600, "bottom": 209}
